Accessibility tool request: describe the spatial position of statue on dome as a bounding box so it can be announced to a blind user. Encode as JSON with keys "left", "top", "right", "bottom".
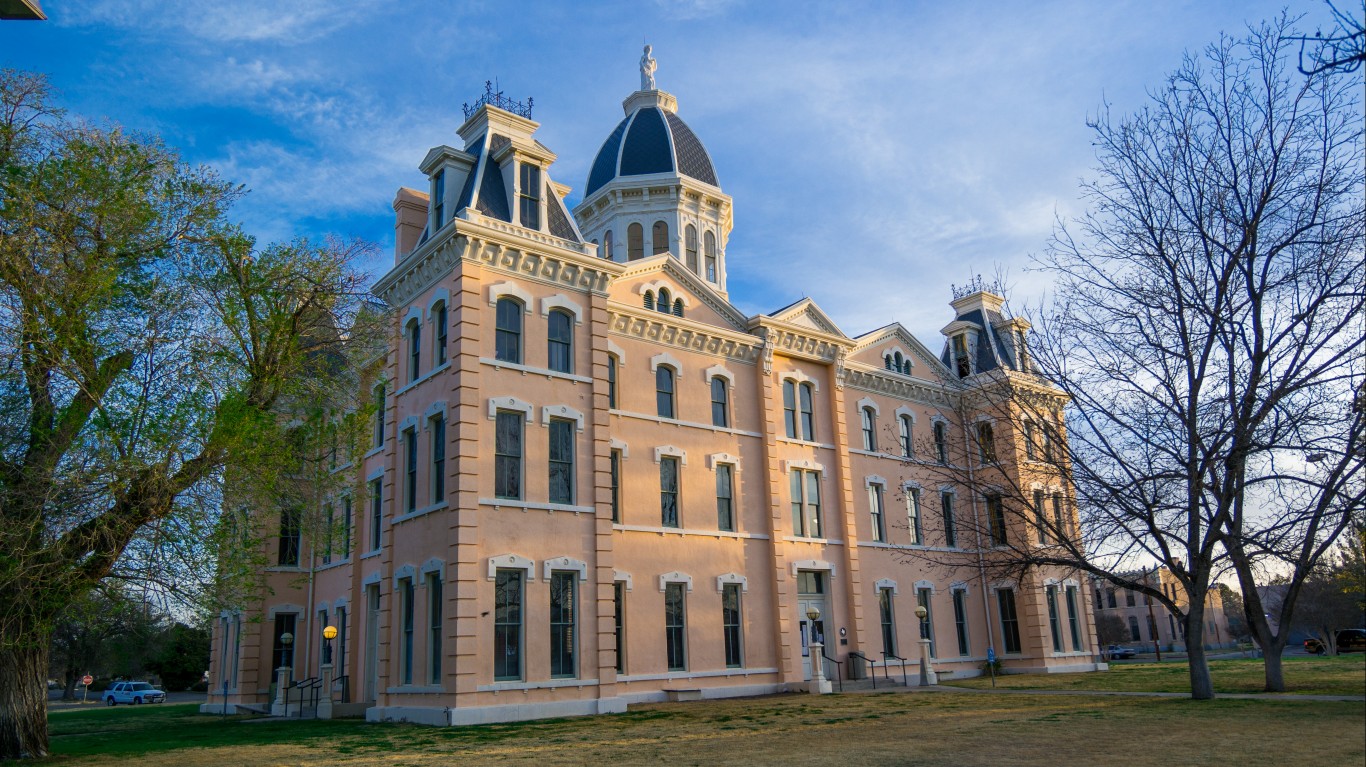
{"left": 640, "top": 44, "right": 657, "bottom": 90}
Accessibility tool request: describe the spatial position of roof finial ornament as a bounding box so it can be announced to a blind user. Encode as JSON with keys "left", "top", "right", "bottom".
{"left": 640, "top": 44, "right": 657, "bottom": 91}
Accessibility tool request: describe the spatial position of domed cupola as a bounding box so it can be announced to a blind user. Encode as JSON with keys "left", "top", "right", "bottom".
{"left": 573, "top": 47, "right": 734, "bottom": 294}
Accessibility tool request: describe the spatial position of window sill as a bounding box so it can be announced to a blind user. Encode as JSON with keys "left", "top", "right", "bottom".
{"left": 480, "top": 357, "right": 592, "bottom": 384}
{"left": 613, "top": 524, "right": 769, "bottom": 540}
{"left": 315, "top": 558, "right": 352, "bottom": 572}
{"left": 612, "top": 410, "right": 762, "bottom": 438}
{"left": 776, "top": 437, "right": 836, "bottom": 449}
{"left": 782, "top": 535, "right": 844, "bottom": 545}
{"left": 480, "top": 498, "right": 596, "bottom": 514}
{"left": 477, "top": 678, "right": 599, "bottom": 692}
{"left": 361, "top": 551, "right": 381, "bottom": 560}
{"left": 394, "top": 501, "right": 448, "bottom": 524}
{"left": 364, "top": 445, "right": 384, "bottom": 459}
{"left": 385, "top": 684, "right": 445, "bottom": 694}
{"left": 395, "top": 361, "right": 451, "bottom": 396}
{"left": 264, "top": 566, "right": 303, "bottom": 573}
{"left": 617, "top": 667, "right": 778, "bottom": 683}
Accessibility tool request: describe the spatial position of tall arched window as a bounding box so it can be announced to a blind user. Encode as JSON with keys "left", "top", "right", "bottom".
{"left": 627, "top": 222, "right": 644, "bottom": 260}
{"left": 603, "top": 229, "right": 614, "bottom": 261}
{"left": 861, "top": 406, "right": 877, "bottom": 451}
{"left": 799, "top": 382, "right": 815, "bottom": 441}
{"left": 607, "top": 355, "right": 619, "bottom": 409}
{"left": 652, "top": 220, "right": 669, "bottom": 255}
{"left": 656, "top": 366, "right": 676, "bottom": 419}
{"left": 899, "top": 414, "right": 913, "bottom": 457}
{"left": 703, "top": 231, "right": 717, "bottom": 282}
{"left": 933, "top": 422, "right": 948, "bottom": 464}
{"left": 783, "top": 381, "right": 797, "bottom": 438}
{"left": 685, "top": 225, "right": 698, "bottom": 273}
{"left": 406, "top": 319, "right": 421, "bottom": 382}
{"left": 547, "top": 309, "right": 573, "bottom": 374}
{"left": 433, "top": 301, "right": 448, "bottom": 367}
{"left": 495, "top": 297, "right": 522, "bottom": 364}
{"left": 710, "top": 376, "right": 729, "bottom": 427}
{"left": 977, "top": 422, "right": 996, "bottom": 464}
{"left": 657, "top": 288, "right": 673, "bottom": 314}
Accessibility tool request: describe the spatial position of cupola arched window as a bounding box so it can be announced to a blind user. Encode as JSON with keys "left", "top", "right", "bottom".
{"left": 952, "top": 334, "right": 972, "bottom": 378}
{"left": 685, "top": 225, "right": 698, "bottom": 273}
{"left": 657, "top": 288, "right": 672, "bottom": 314}
{"left": 603, "top": 230, "right": 614, "bottom": 260}
{"left": 627, "top": 223, "right": 644, "bottom": 260}
{"left": 652, "top": 220, "right": 670, "bottom": 255}
{"left": 703, "top": 231, "right": 717, "bottom": 282}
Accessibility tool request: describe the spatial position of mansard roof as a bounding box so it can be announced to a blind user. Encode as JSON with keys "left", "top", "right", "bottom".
{"left": 584, "top": 90, "right": 720, "bottom": 198}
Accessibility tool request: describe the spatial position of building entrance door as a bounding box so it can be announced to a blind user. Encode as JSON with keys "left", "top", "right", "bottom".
{"left": 364, "top": 584, "right": 379, "bottom": 703}
{"left": 796, "top": 570, "right": 828, "bottom": 682}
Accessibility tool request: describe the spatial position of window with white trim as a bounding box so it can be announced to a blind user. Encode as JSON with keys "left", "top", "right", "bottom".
{"left": 550, "top": 570, "right": 577, "bottom": 678}
{"left": 917, "top": 587, "right": 936, "bottom": 658}
{"left": 722, "top": 583, "right": 743, "bottom": 668}
{"left": 495, "top": 297, "right": 523, "bottom": 364}
{"left": 878, "top": 587, "right": 897, "bottom": 657}
{"left": 431, "top": 414, "right": 446, "bottom": 504}
{"left": 790, "top": 469, "right": 822, "bottom": 538}
{"left": 427, "top": 572, "right": 443, "bottom": 683}
{"left": 952, "top": 589, "right": 970, "bottom": 656}
{"left": 665, "top": 582, "right": 687, "bottom": 671}
{"left": 861, "top": 406, "right": 877, "bottom": 451}
{"left": 547, "top": 309, "right": 573, "bottom": 374}
{"left": 899, "top": 414, "right": 913, "bottom": 457}
{"left": 998, "top": 588, "right": 1021, "bottom": 653}
{"left": 933, "top": 421, "right": 948, "bottom": 464}
{"left": 494, "top": 410, "right": 523, "bottom": 500}
{"left": 1046, "top": 585, "right": 1062, "bottom": 652}
{"left": 660, "top": 456, "right": 680, "bottom": 528}
{"left": 548, "top": 417, "right": 574, "bottom": 505}
{"left": 656, "top": 365, "right": 676, "bottom": 419}
{"left": 710, "top": 376, "right": 729, "bottom": 427}
{"left": 940, "top": 490, "right": 957, "bottom": 548}
{"left": 906, "top": 487, "right": 923, "bottom": 545}
{"left": 434, "top": 301, "right": 448, "bottom": 366}
{"left": 869, "top": 483, "right": 886, "bottom": 543}
{"left": 494, "top": 569, "right": 523, "bottom": 680}
{"left": 716, "top": 463, "right": 735, "bottom": 532}
{"left": 403, "top": 427, "right": 418, "bottom": 513}
{"left": 406, "top": 319, "right": 421, "bottom": 383}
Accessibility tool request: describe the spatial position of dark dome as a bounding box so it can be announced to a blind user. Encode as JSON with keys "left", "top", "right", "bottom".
{"left": 585, "top": 106, "right": 718, "bottom": 197}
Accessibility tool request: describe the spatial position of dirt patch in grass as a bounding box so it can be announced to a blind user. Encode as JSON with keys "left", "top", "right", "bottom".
{"left": 946, "top": 654, "right": 1366, "bottom": 696}
{"left": 44, "top": 691, "right": 1365, "bottom": 767}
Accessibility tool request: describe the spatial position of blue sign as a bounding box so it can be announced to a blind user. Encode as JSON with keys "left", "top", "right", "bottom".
{"left": 987, "top": 647, "right": 996, "bottom": 663}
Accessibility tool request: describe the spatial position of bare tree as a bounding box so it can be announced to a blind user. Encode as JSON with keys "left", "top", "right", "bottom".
{"left": 1291, "top": 1, "right": 1365, "bottom": 75}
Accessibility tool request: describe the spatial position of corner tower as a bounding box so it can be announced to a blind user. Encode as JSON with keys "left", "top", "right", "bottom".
{"left": 573, "top": 53, "right": 733, "bottom": 295}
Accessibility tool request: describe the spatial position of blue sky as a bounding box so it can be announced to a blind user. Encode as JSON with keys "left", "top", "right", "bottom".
{"left": 0, "top": 0, "right": 1333, "bottom": 343}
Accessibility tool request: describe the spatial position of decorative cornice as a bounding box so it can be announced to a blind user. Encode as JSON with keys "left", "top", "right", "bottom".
{"left": 749, "top": 323, "right": 851, "bottom": 364}
{"left": 843, "top": 366, "right": 955, "bottom": 408}
{"left": 608, "top": 309, "right": 761, "bottom": 365}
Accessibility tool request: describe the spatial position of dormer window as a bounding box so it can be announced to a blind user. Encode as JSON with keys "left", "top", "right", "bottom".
{"left": 518, "top": 163, "right": 541, "bottom": 230}
{"left": 952, "top": 334, "right": 972, "bottom": 378}
{"left": 1015, "top": 328, "right": 1031, "bottom": 371}
{"left": 432, "top": 168, "right": 445, "bottom": 230}
{"left": 884, "top": 350, "right": 911, "bottom": 375}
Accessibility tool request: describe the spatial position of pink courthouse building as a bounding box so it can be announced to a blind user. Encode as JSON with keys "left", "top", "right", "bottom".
{"left": 207, "top": 72, "right": 1103, "bottom": 725}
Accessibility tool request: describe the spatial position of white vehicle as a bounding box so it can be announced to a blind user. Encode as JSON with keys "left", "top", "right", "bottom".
{"left": 103, "top": 681, "right": 166, "bottom": 705}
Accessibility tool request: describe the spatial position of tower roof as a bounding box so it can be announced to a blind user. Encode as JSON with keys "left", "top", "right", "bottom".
{"left": 584, "top": 90, "right": 719, "bottom": 198}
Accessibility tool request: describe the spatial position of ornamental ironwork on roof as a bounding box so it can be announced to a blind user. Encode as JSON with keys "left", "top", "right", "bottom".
{"left": 951, "top": 274, "right": 1001, "bottom": 300}
{"left": 463, "top": 81, "right": 533, "bottom": 120}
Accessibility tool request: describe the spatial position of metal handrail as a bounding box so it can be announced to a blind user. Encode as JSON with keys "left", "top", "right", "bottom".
{"left": 288, "top": 676, "right": 322, "bottom": 718}
{"left": 847, "top": 650, "right": 875, "bottom": 689}
{"left": 881, "top": 651, "right": 910, "bottom": 687}
{"left": 335, "top": 674, "right": 350, "bottom": 704}
{"left": 819, "top": 649, "right": 843, "bottom": 693}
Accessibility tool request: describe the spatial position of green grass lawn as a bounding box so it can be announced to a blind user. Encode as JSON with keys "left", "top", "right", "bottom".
{"left": 43, "top": 689, "right": 1365, "bottom": 767}
{"left": 945, "top": 653, "right": 1366, "bottom": 695}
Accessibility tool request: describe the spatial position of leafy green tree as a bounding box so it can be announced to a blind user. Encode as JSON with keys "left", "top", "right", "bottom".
{"left": 147, "top": 622, "right": 211, "bottom": 692}
{"left": 0, "top": 69, "right": 370, "bottom": 758}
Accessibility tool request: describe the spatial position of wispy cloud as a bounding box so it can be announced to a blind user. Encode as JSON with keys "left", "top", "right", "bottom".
{"left": 59, "top": 0, "right": 360, "bottom": 43}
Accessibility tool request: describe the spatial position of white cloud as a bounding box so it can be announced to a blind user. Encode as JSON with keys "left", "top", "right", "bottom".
{"left": 59, "top": 0, "right": 360, "bottom": 43}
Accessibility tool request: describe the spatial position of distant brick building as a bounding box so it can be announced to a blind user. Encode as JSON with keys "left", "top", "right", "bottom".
{"left": 1091, "top": 568, "right": 1233, "bottom": 651}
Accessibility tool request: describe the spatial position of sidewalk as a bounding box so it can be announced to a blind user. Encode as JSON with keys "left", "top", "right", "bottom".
{"left": 926, "top": 685, "right": 1364, "bottom": 702}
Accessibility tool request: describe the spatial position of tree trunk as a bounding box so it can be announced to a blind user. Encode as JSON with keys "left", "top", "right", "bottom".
{"left": 1262, "top": 646, "right": 1285, "bottom": 691}
{"left": 61, "top": 668, "right": 77, "bottom": 702}
{"left": 0, "top": 640, "right": 50, "bottom": 759}
{"left": 1184, "top": 604, "right": 1214, "bottom": 699}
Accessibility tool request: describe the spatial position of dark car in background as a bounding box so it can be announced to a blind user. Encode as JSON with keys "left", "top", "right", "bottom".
{"left": 1304, "top": 629, "right": 1366, "bottom": 655}
{"left": 1105, "top": 645, "right": 1138, "bottom": 659}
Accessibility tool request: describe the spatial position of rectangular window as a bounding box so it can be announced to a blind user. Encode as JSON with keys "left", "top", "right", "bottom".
{"left": 899, "top": 415, "right": 913, "bottom": 457}
{"left": 861, "top": 408, "right": 876, "bottom": 451}
{"left": 432, "top": 168, "right": 444, "bottom": 229}
{"left": 907, "top": 487, "right": 922, "bottom": 545}
{"left": 665, "top": 582, "right": 687, "bottom": 671}
{"left": 607, "top": 355, "right": 618, "bottom": 409}
{"left": 869, "top": 484, "right": 886, "bottom": 543}
{"left": 940, "top": 491, "right": 956, "bottom": 548}
{"left": 799, "top": 383, "right": 815, "bottom": 441}
{"left": 716, "top": 464, "right": 735, "bottom": 532}
{"left": 277, "top": 507, "right": 300, "bottom": 567}
{"left": 519, "top": 163, "right": 541, "bottom": 230}
{"left": 782, "top": 381, "right": 797, "bottom": 439}
{"left": 400, "top": 578, "right": 414, "bottom": 685}
{"left": 986, "top": 493, "right": 1007, "bottom": 546}
{"left": 550, "top": 571, "right": 577, "bottom": 678}
{"left": 404, "top": 428, "right": 418, "bottom": 512}
{"left": 369, "top": 479, "right": 382, "bottom": 551}
{"left": 494, "top": 569, "right": 523, "bottom": 680}
{"left": 431, "top": 415, "right": 446, "bottom": 504}
{"left": 790, "top": 469, "right": 822, "bottom": 538}
{"left": 1034, "top": 489, "right": 1049, "bottom": 545}
{"left": 952, "top": 589, "right": 970, "bottom": 656}
{"left": 917, "top": 587, "right": 935, "bottom": 658}
{"left": 934, "top": 422, "right": 948, "bottom": 464}
{"left": 321, "top": 503, "right": 334, "bottom": 565}
{"left": 341, "top": 497, "right": 352, "bottom": 559}
{"left": 335, "top": 607, "right": 347, "bottom": 687}
{"left": 722, "top": 583, "right": 743, "bottom": 668}
{"left": 660, "top": 456, "right": 680, "bottom": 528}
{"left": 272, "top": 614, "right": 297, "bottom": 670}
{"left": 1046, "top": 585, "right": 1062, "bottom": 652}
{"left": 655, "top": 367, "right": 675, "bottom": 419}
{"left": 878, "top": 587, "right": 897, "bottom": 657}
{"left": 1126, "top": 590, "right": 1136, "bottom": 607}
{"left": 373, "top": 384, "right": 385, "bottom": 447}
{"left": 613, "top": 581, "right": 626, "bottom": 673}
{"left": 1023, "top": 420, "right": 1036, "bottom": 460}
{"left": 428, "top": 573, "right": 442, "bottom": 684}
{"left": 548, "top": 418, "right": 574, "bottom": 505}
{"left": 494, "top": 410, "right": 523, "bottom": 500}
{"left": 408, "top": 322, "right": 421, "bottom": 383}
{"left": 998, "top": 588, "right": 1021, "bottom": 654}
{"left": 610, "top": 449, "right": 621, "bottom": 523}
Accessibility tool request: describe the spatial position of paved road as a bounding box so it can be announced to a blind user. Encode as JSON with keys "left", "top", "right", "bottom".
{"left": 47, "top": 690, "right": 207, "bottom": 711}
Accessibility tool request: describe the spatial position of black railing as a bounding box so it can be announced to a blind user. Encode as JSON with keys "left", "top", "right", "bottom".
{"left": 287, "top": 676, "right": 322, "bottom": 718}
{"left": 462, "top": 80, "right": 533, "bottom": 120}
{"left": 847, "top": 651, "right": 875, "bottom": 689}
{"left": 335, "top": 674, "right": 350, "bottom": 704}
{"left": 882, "top": 651, "right": 910, "bottom": 686}
{"left": 819, "top": 649, "right": 843, "bottom": 693}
